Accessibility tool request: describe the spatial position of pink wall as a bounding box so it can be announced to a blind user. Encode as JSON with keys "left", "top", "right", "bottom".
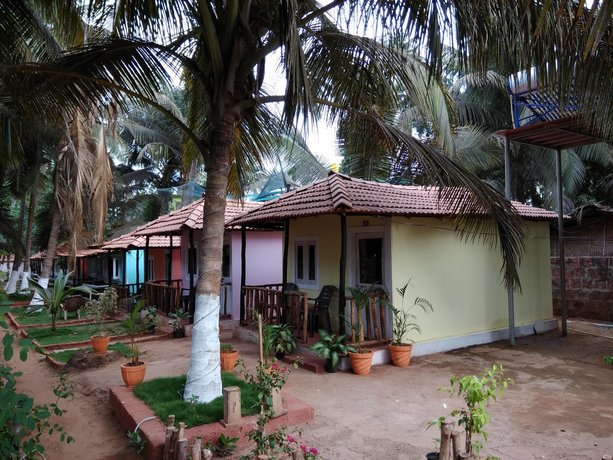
{"left": 181, "top": 228, "right": 283, "bottom": 319}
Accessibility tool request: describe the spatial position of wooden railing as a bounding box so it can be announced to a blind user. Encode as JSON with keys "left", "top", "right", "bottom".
{"left": 145, "top": 280, "right": 182, "bottom": 314}
{"left": 347, "top": 289, "right": 391, "bottom": 344}
{"left": 241, "top": 285, "right": 309, "bottom": 343}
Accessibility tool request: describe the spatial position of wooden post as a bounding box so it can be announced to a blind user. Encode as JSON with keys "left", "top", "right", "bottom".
{"left": 503, "top": 135, "right": 516, "bottom": 346}
{"left": 191, "top": 437, "right": 202, "bottom": 460}
{"left": 240, "top": 225, "right": 247, "bottom": 323}
{"left": 439, "top": 422, "right": 453, "bottom": 460}
{"left": 451, "top": 430, "right": 461, "bottom": 460}
{"left": 162, "top": 415, "right": 176, "bottom": 460}
{"left": 167, "top": 235, "right": 173, "bottom": 310}
{"left": 122, "top": 250, "right": 127, "bottom": 287}
{"left": 107, "top": 249, "right": 112, "bottom": 285}
{"left": 271, "top": 387, "right": 286, "bottom": 417}
{"left": 282, "top": 219, "right": 289, "bottom": 289}
{"left": 189, "top": 229, "right": 195, "bottom": 322}
{"left": 135, "top": 248, "right": 140, "bottom": 292}
{"left": 556, "top": 148, "right": 567, "bottom": 336}
{"left": 222, "top": 386, "right": 242, "bottom": 426}
{"left": 144, "top": 236, "right": 150, "bottom": 282}
{"left": 175, "top": 422, "right": 187, "bottom": 460}
{"left": 338, "top": 213, "right": 347, "bottom": 335}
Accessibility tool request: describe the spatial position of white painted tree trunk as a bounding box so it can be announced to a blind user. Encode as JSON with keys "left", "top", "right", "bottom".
{"left": 30, "top": 277, "right": 48, "bottom": 306}
{"left": 5, "top": 263, "right": 23, "bottom": 294}
{"left": 20, "top": 271, "right": 30, "bottom": 292}
{"left": 183, "top": 293, "right": 222, "bottom": 403}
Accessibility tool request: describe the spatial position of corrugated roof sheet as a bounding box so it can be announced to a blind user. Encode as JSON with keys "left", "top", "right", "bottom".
{"left": 228, "top": 172, "right": 559, "bottom": 225}
{"left": 133, "top": 197, "right": 261, "bottom": 236}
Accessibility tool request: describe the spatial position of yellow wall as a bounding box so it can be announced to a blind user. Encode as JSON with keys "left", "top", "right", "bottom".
{"left": 288, "top": 215, "right": 388, "bottom": 330}
{"left": 390, "top": 217, "right": 553, "bottom": 342}
{"left": 287, "top": 214, "right": 553, "bottom": 340}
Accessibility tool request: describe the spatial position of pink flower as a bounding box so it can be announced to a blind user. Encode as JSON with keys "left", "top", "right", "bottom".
{"left": 300, "top": 444, "right": 307, "bottom": 453}
{"left": 286, "top": 435, "right": 296, "bottom": 444}
{"left": 309, "top": 447, "right": 319, "bottom": 455}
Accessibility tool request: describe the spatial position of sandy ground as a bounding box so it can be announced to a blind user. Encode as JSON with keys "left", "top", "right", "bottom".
{"left": 7, "top": 321, "right": 613, "bottom": 460}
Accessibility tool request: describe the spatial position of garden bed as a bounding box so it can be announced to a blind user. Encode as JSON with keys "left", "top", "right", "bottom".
{"left": 46, "top": 342, "right": 133, "bottom": 368}
{"left": 110, "top": 381, "right": 314, "bottom": 459}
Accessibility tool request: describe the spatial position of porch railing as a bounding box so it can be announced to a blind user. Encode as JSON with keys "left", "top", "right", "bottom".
{"left": 145, "top": 279, "right": 182, "bottom": 314}
{"left": 347, "top": 289, "right": 391, "bottom": 345}
{"left": 241, "top": 285, "right": 308, "bottom": 343}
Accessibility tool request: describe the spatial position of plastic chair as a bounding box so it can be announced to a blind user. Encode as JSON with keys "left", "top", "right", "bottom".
{"left": 308, "top": 285, "right": 337, "bottom": 337}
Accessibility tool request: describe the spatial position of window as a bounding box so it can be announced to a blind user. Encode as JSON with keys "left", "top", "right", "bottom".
{"left": 295, "top": 240, "right": 318, "bottom": 285}
{"left": 222, "top": 244, "right": 231, "bottom": 278}
{"left": 357, "top": 236, "right": 383, "bottom": 285}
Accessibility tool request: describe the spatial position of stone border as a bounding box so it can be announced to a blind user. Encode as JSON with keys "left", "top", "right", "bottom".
{"left": 109, "top": 385, "right": 314, "bottom": 459}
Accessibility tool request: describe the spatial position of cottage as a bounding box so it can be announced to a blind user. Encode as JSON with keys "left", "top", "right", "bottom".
{"left": 132, "top": 197, "right": 282, "bottom": 319}
{"left": 229, "top": 172, "right": 559, "bottom": 355}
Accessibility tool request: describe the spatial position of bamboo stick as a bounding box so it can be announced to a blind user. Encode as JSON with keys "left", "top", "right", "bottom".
{"left": 451, "top": 431, "right": 461, "bottom": 460}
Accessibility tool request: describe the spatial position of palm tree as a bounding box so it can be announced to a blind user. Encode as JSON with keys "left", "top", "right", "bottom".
{"left": 1, "top": 0, "right": 611, "bottom": 404}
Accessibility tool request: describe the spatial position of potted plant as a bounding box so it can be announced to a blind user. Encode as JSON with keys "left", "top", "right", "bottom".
{"left": 120, "top": 302, "right": 147, "bottom": 388}
{"left": 169, "top": 309, "right": 190, "bottom": 338}
{"left": 220, "top": 343, "right": 239, "bottom": 371}
{"left": 388, "top": 280, "right": 433, "bottom": 367}
{"left": 347, "top": 285, "right": 375, "bottom": 375}
{"left": 84, "top": 287, "right": 118, "bottom": 354}
{"left": 26, "top": 270, "right": 91, "bottom": 331}
{"left": 310, "top": 329, "right": 356, "bottom": 373}
{"left": 263, "top": 323, "right": 297, "bottom": 360}
{"left": 142, "top": 306, "right": 158, "bottom": 333}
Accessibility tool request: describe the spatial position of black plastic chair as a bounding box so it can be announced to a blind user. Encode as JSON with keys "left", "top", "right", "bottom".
{"left": 308, "top": 285, "right": 337, "bottom": 337}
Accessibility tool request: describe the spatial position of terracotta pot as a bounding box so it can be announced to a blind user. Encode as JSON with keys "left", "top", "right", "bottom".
{"left": 91, "top": 335, "right": 110, "bottom": 354}
{"left": 348, "top": 350, "right": 373, "bottom": 375}
{"left": 220, "top": 350, "right": 239, "bottom": 371}
{"left": 388, "top": 343, "right": 413, "bottom": 367}
{"left": 120, "top": 362, "right": 147, "bottom": 388}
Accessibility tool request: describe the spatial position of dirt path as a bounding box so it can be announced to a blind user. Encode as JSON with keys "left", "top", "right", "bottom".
{"left": 8, "top": 326, "right": 613, "bottom": 460}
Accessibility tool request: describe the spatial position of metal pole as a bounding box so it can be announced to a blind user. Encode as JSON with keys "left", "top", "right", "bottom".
{"left": 282, "top": 220, "right": 289, "bottom": 289}
{"left": 338, "top": 213, "right": 347, "bottom": 335}
{"left": 503, "top": 136, "right": 516, "bottom": 346}
{"left": 556, "top": 148, "right": 567, "bottom": 337}
{"left": 144, "top": 236, "right": 150, "bottom": 281}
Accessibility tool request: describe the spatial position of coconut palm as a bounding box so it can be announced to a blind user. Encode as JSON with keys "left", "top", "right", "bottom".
{"left": 1, "top": 0, "right": 611, "bottom": 404}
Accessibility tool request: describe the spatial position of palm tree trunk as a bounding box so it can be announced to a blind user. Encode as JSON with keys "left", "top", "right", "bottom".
{"left": 5, "top": 196, "right": 26, "bottom": 294}
{"left": 20, "top": 189, "right": 38, "bottom": 292}
{"left": 183, "top": 100, "right": 235, "bottom": 404}
{"left": 30, "top": 204, "right": 61, "bottom": 306}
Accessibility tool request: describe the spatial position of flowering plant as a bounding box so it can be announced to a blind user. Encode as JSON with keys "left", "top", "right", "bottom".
{"left": 285, "top": 434, "right": 320, "bottom": 459}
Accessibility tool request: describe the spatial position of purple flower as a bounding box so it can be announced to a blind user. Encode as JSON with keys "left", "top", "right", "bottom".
{"left": 287, "top": 434, "right": 296, "bottom": 444}
{"left": 300, "top": 444, "right": 307, "bottom": 453}
{"left": 309, "top": 447, "right": 319, "bottom": 455}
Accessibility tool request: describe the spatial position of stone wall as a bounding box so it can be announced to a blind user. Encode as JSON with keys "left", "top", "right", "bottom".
{"left": 551, "top": 210, "right": 613, "bottom": 322}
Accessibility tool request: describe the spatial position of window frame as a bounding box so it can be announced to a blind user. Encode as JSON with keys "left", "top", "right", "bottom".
{"left": 293, "top": 237, "right": 319, "bottom": 288}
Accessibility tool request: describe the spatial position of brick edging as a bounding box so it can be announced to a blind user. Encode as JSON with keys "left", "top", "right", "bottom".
{"left": 109, "top": 385, "right": 314, "bottom": 459}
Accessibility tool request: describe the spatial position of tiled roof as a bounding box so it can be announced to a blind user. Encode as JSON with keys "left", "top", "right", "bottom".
{"left": 133, "top": 197, "right": 261, "bottom": 236}
{"left": 228, "top": 172, "right": 559, "bottom": 225}
{"left": 101, "top": 234, "right": 179, "bottom": 250}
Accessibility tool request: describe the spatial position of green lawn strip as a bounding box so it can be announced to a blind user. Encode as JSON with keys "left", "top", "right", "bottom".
{"left": 9, "top": 307, "right": 90, "bottom": 325}
{"left": 26, "top": 322, "right": 126, "bottom": 346}
{"left": 133, "top": 374, "right": 259, "bottom": 426}
{"left": 50, "top": 342, "right": 132, "bottom": 363}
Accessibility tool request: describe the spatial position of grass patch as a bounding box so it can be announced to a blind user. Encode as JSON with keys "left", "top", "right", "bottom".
{"left": 26, "top": 322, "right": 125, "bottom": 346}
{"left": 133, "top": 374, "right": 259, "bottom": 426}
{"left": 10, "top": 307, "right": 90, "bottom": 326}
{"left": 50, "top": 342, "right": 132, "bottom": 363}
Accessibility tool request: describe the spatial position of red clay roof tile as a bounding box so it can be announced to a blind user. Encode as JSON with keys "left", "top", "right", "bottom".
{"left": 228, "top": 172, "right": 559, "bottom": 225}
